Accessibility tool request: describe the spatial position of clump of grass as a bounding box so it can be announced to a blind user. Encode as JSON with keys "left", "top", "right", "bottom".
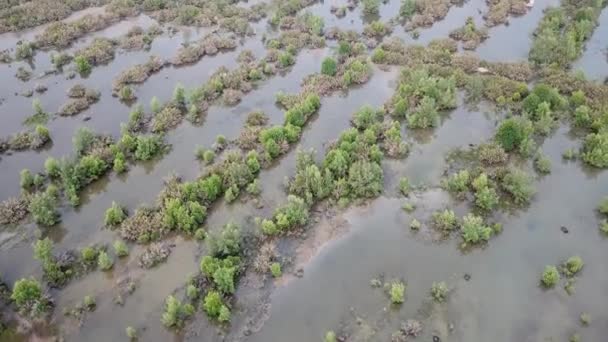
{"left": 432, "top": 209, "right": 458, "bottom": 232}
{"left": 580, "top": 312, "right": 590, "bottom": 326}
{"left": 398, "top": 177, "right": 410, "bottom": 195}
{"left": 270, "top": 262, "right": 282, "bottom": 278}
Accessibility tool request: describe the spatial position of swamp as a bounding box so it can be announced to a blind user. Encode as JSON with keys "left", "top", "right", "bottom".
{"left": 0, "top": 0, "right": 608, "bottom": 341}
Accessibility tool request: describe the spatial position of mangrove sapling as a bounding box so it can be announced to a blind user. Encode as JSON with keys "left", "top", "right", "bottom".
{"left": 80, "top": 246, "right": 99, "bottom": 266}
{"left": 461, "top": 214, "right": 493, "bottom": 245}
{"left": 325, "top": 331, "right": 337, "bottom": 342}
{"left": 581, "top": 132, "right": 608, "bottom": 168}
{"left": 443, "top": 169, "right": 470, "bottom": 195}
{"left": 430, "top": 281, "right": 448, "bottom": 302}
{"left": 399, "top": 177, "right": 410, "bottom": 196}
{"left": 580, "top": 312, "right": 590, "bottom": 326}
{"left": 97, "top": 251, "right": 114, "bottom": 271}
{"left": 270, "top": 262, "right": 282, "bottom": 278}
{"left": 534, "top": 153, "right": 552, "bottom": 174}
{"left": 501, "top": 169, "right": 535, "bottom": 205}
{"left": 105, "top": 202, "right": 126, "bottom": 227}
{"left": 598, "top": 197, "right": 608, "bottom": 215}
{"left": 203, "top": 291, "right": 230, "bottom": 322}
{"left": 126, "top": 326, "right": 137, "bottom": 340}
{"left": 389, "top": 281, "right": 405, "bottom": 304}
{"left": 541, "top": 265, "right": 560, "bottom": 288}
{"left": 563, "top": 256, "right": 584, "bottom": 277}
{"left": 113, "top": 240, "right": 129, "bottom": 258}
{"left": 29, "top": 186, "right": 60, "bottom": 226}
{"left": 161, "top": 295, "right": 194, "bottom": 328}
{"left": 321, "top": 57, "right": 337, "bottom": 76}
{"left": 11, "top": 278, "right": 50, "bottom": 317}
{"left": 410, "top": 218, "right": 421, "bottom": 230}
{"left": 432, "top": 209, "right": 458, "bottom": 232}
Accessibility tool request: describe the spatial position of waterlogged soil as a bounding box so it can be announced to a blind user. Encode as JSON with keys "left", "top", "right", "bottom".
{"left": 0, "top": 1, "right": 607, "bottom": 341}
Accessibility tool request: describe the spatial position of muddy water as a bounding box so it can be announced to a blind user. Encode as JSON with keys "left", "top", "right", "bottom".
{"left": 1, "top": 0, "right": 608, "bottom": 341}
{"left": 248, "top": 124, "right": 608, "bottom": 342}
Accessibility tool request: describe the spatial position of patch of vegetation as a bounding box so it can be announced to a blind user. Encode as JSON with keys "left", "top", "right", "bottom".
{"left": 500, "top": 168, "right": 535, "bottom": 205}
{"left": 105, "top": 202, "right": 126, "bottom": 227}
{"left": 29, "top": 186, "right": 60, "bottom": 226}
{"left": 495, "top": 116, "right": 534, "bottom": 156}
{"left": 529, "top": 0, "right": 606, "bottom": 67}
{"left": 461, "top": 213, "right": 493, "bottom": 245}
{"left": 484, "top": 0, "right": 528, "bottom": 27}
{"left": 161, "top": 295, "right": 194, "bottom": 329}
{"left": 432, "top": 209, "right": 458, "bottom": 232}
{"left": 11, "top": 278, "right": 50, "bottom": 317}
{"left": 430, "top": 281, "right": 448, "bottom": 302}
{"left": 449, "top": 17, "right": 488, "bottom": 50}
{"left": 541, "top": 265, "right": 560, "bottom": 288}
{"left": 388, "top": 68, "right": 456, "bottom": 128}
{"left": 389, "top": 281, "right": 405, "bottom": 304}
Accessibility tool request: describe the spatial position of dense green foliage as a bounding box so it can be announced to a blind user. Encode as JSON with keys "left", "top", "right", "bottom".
{"left": 161, "top": 295, "right": 194, "bottom": 328}
{"left": 541, "top": 265, "right": 560, "bottom": 287}
{"left": 11, "top": 278, "right": 48, "bottom": 317}
{"left": 390, "top": 281, "right": 405, "bottom": 304}
{"left": 495, "top": 117, "right": 534, "bottom": 155}
{"left": 29, "top": 186, "right": 60, "bottom": 226}
{"left": 321, "top": 57, "right": 337, "bottom": 76}
{"left": 105, "top": 202, "right": 126, "bottom": 227}
{"left": 389, "top": 68, "right": 456, "bottom": 128}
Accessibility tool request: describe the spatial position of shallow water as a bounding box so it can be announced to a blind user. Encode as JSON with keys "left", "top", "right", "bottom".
{"left": 1, "top": 0, "right": 608, "bottom": 341}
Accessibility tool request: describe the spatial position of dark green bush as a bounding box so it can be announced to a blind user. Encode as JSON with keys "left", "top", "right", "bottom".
{"left": 495, "top": 117, "right": 534, "bottom": 154}
{"left": 161, "top": 295, "right": 194, "bottom": 328}
{"left": 207, "top": 222, "right": 242, "bottom": 258}
{"left": 29, "top": 186, "right": 60, "bottom": 226}
{"left": 581, "top": 132, "right": 608, "bottom": 168}
{"left": 105, "top": 202, "right": 126, "bottom": 227}
{"left": 321, "top": 57, "right": 337, "bottom": 76}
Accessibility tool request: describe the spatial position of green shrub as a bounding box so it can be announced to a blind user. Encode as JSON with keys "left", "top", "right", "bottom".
{"left": 163, "top": 198, "right": 206, "bottom": 233}
{"left": 390, "top": 281, "right": 405, "bottom": 304}
{"left": 410, "top": 218, "right": 421, "bottom": 230}
{"left": 541, "top": 265, "right": 560, "bottom": 287}
{"left": 113, "top": 151, "right": 127, "bottom": 173}
{"left": 161, "top": 295, "right": 194, "bottom": 328}
{"left": 321, "top": 57, "right": 337, "bottom": 76}
{"left": 348, "top": 160, "right": 383, "bottom": 199}
{"left": 270, "top": 262, "right": 282, "bottom": 277}
{"left": 126, "top": 326, "right": 137, "bottom": 339}
{"left": 432, "top": 209, "right": 458, "bottom": 231}
{"left": 73, "top": 127, "right": 95, "bottom": 156}
{"left": 362, "top": 0, "right": 380, "bottom": 14}
{"left": 461, "top": 214, "right": 493, "bottom": 244}
{"left": 203, "top": 291, "right": 230, "bottom": 321}
{"left": 119, "top": 86, "right": 135, "bottom": 101}
{"left": 194, "top": 228, "right": 206, "bottom": 241}
{"left": 443, "top": 170, "right": 470, "bottom": 194}
{"left": 430, "top": 281, "right": 448, "bottom": 302}
{"left": 29, "top": 187, "right": 60, "bottom": 226}
{"left": 325, "top": 331, "right": 337, "bottom": 342}
{"left": 580, "top": 312, "right": 590, "bottom": 326}
{"left": 598, "top": 197, "right": 608, "bottom": 215}
{"left": 197, "top": 148, "right": 215, "bottom": 164}
{"left": 400, "top": 0, "right": 417, "bottom": 18}
{"left": 207, "top": 222, "right": 242, "bottom": 257}
{"left": 534, "top": 154, "right": 552, "bottom": 174}
{"left": 134, "top": 135, "right": 163, "bottom": 160}
{"left": 97, "top": 251, "right": 114, "bottom": 271}
{"left": 495, "top": 117, "right": 534, "bottom": 153}
{"left": 501, "top": 169, "right": 535, "bottom": 205}
{"left": 80, "top": 246, "right": 99, "bottom": 264}
{"left": 399, "top": 177, "right": 410, "bottom": 195}
{"left": 563, "top": 256, "right": 583, "bottom": 277}
{"left": 353, "top": 105, "right": 380, "bottom": 130}
{"left": 83, "top": 295, "right": 96, "bottom": 311}
{"left": 105, "top": 202, "right": 126, "bottom": 227}
{"left": 272, "top": 195, "right": 309, "bottom": 233}
{"left": 74, "top": 55, "right": 92, "bottom": 75}
{"left": 278, "top": 52, "right": 295, "bottom": 68}
{"left": 581, "top": 132, "right": 608, "bottom": 168}
{"left": 474, "top": 186, "right": 499, "bottom": 211}
{"left": 113, "top": 240, "right": 129, "bottom": 257}
{"left": 11, "top": 278, "right": 46, "bottom": 316}
{"left": 44, "top": 157, "right": 61, "bottom": 179}
{"left": 186, "top": 284, "right": 199, "bottom": 300}
{"left": 20, "top": 169, "right": 35, "bottom": 190}
{"left": 407, "top": 96, "right": 440, "bottom": 129}
{"left": 173, "top": 83, "right": 186, "bottom": 107}
{"left": 150, "top": 96, "right": 161, "bottom": 113}
{"left": 15, "top": 41, "right": 34, "bottom": 60}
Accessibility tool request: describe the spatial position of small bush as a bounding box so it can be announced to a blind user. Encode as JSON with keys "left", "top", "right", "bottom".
{"left": 399, "top": 177, "right": 410, "bottom": 196}
{"left": 598, "top": 197, "right": 608, "bottom": 215}
{"left": 362, "top": 0, "right": 380, "bottom": 14}
{"left": 495, "top": 117, "right": 534, "bottom": 154}
{"left": 29, "top": 187, "right": 60, "bottom": 226}
{"left": 432, "top": 209, "right": 458, "bottom": 231}
{"left": 390, "top": 281, "right": 405, "bottom": 304}
{"left": 97, "top": 251, "right": 114, "bottom": 271}
{"left": 501, "top": 169, "right": 535, "bottom": 205}
{"left": 270, "top": 262, "right": 282, "bottom": 277}
{"left": 410, "top": 218, "right": 421, "bottom": 230}
{"left": 203, "top": 291, "right": 230, "bottom": 322}
{"left": 44, "top": 158, "right": 61, "bottom": 179}
{"left": 430, "top": 281, "right": 448, "bottom": 302}
{"left": 11, "top": 278, "right": 47, "bottom": 316}
{"left": 113, "top": 240, "right": 129, "bottom": 257}
{"left": 443, "top": 170, "right": 470, "bottom": 195}
{"left": 321, "top": 57, "right": 337, "bottom": 76}
{"left": 541, "top": 265, "right": 560, "bottom": 288}
{"left": 563, "top": 256, "right": 583, "bottom": 277}
{"left": 534, "top": 154, "right": 552, "bottom": 174}
{"left": 325, "top": 331, "right": 337, "bottom": 342}
{"left": 580, "top": 312, "right": 590, "bottom": 326}
{"left": 278, "top": 52, "right": 295, "bottom": 68}
{"left": 74, "top": 55, "right": 92, "bottom": 75}
{"left": 126, "top": 326, "right": 137, "bottom": 339}
{"left": 461, "top": 214, "right": 493, "bottom": 244}
{"left": 80, "top": 246, "right": 99, "bottom": 264}
{"left": 207, "top": 222, "right": 242, "bottom": 258}
{"left": 161, "top": 295, "right": 194, "bottom": 328}
{"left": 20, "top": 169, "right": 35, "bottom": 190}
{"left": 113, "top": 152, "right": 127, "bottom": 173}
{"left": 105, "top": 202, "right": 126, "bottom": 227}
{"left": 581, "top": 132, "right": 608, "bottom": 168}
